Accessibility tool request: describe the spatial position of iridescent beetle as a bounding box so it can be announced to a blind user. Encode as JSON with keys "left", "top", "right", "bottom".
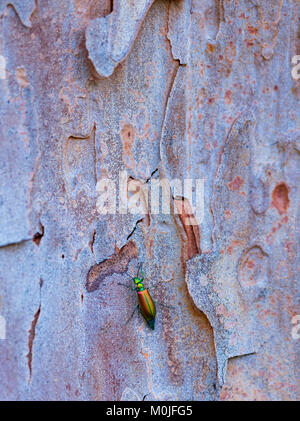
{"left": 134, "top": 265, "right": 156, "bottom": 330}
{"left": 120, "top": 263, "right": 156, "bottom": 330}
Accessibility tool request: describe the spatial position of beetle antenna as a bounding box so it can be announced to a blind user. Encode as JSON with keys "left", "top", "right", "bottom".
{"left": 137, "top": 262, "right": 143, "bottom": 278}
{"left": 124, "top": 273, "right": 136, "bottom": 284}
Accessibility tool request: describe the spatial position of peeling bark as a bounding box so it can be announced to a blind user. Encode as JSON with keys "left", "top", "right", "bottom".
{"left": 86, "top": 240, "right": 138, "bottom": 292}
{"left": 0, "top": 0, "right": 299, "bottom": 401}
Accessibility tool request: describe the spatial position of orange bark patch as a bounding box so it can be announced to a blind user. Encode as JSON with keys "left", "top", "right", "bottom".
{"left": 120, "top": 123, "right": 135, "bottom": 151}
{"left": 227, "top": 246, "right": 233, "bottom": 255}
{"left": 206, "top": 43, "right": 215, "bottom": 53}
{"left": 224, "top": 90, "right": 232, "bottom": 104}
{"left": 228, "top": 176, "right": 244, "bottom": 191}
{"left": 272, "top": 183, "right": 289, "bottom": 214}
{"left": 16, "top": 67, "right": 29, "bottom": 88}
{"left": 174, "top": 198, "right": 201, "bottom": 259}
{"left": 120, "top": 122, "right": 136, "bottom": 170}
{"left": 246, "top": 24, "right": 258, "bottom": 36}
{"left": 224, "top": 210, "right": 232, "bottom": 219}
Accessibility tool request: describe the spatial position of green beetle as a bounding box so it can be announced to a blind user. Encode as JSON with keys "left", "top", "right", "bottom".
{"left": 133, "top": 267, "right": 156, "bottom": 330}
{"left": 124, "top": 264, "right": 157, "bottom": 330}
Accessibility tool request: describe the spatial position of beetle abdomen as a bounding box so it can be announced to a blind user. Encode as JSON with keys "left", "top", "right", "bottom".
{"left": 137, "top": 289, "right": 156, "bottom": 328}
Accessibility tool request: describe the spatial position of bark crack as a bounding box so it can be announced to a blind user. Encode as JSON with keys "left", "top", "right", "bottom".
{"left": 166, "top": 0, "right": 184, "bottom": 65}
{"left": 32, "top": 222, "right": 44, "bottom": 246}
{"left": 127, "top": 218, "right": 144, "bottom": 241}
{"left": 26, "top": 279, "right": 42, "bottom": 383}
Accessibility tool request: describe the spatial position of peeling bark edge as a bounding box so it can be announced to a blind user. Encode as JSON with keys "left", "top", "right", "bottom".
{"left": 86, "top": 240, "right": 138, "bottom": 292}
{"left": 85, "top": 1, "right": 157, "bottom": 78}
{"left": 0, "top": 0, "right": 36, "bottom": 28}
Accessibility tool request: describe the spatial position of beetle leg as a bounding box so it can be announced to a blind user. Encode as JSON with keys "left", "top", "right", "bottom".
{"left": 117, "top": 282, "right": 135, "bottom": 291}
{"left": 125, "top": 305, "right": 139, "bottom": 325}
{"left": 155, "top": 301, "right": 175, "bottom": 309}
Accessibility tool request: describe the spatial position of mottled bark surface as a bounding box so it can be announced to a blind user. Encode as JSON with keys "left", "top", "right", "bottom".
{"left": 0, "top": 0, "right": 299, "bottom": 400}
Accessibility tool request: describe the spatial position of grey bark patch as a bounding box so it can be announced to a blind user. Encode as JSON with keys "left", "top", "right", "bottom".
{"left": 86, "top": 0, "right": 156, "bottom": 78}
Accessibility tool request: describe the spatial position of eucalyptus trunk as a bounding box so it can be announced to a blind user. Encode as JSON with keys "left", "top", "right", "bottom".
{"left": 0, "top": 0, "right": 299, "bottom": 401}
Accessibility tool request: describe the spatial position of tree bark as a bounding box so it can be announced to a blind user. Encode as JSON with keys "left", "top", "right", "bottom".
{"left": 0, "top": 0, "right": 299, "bottom": 400}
